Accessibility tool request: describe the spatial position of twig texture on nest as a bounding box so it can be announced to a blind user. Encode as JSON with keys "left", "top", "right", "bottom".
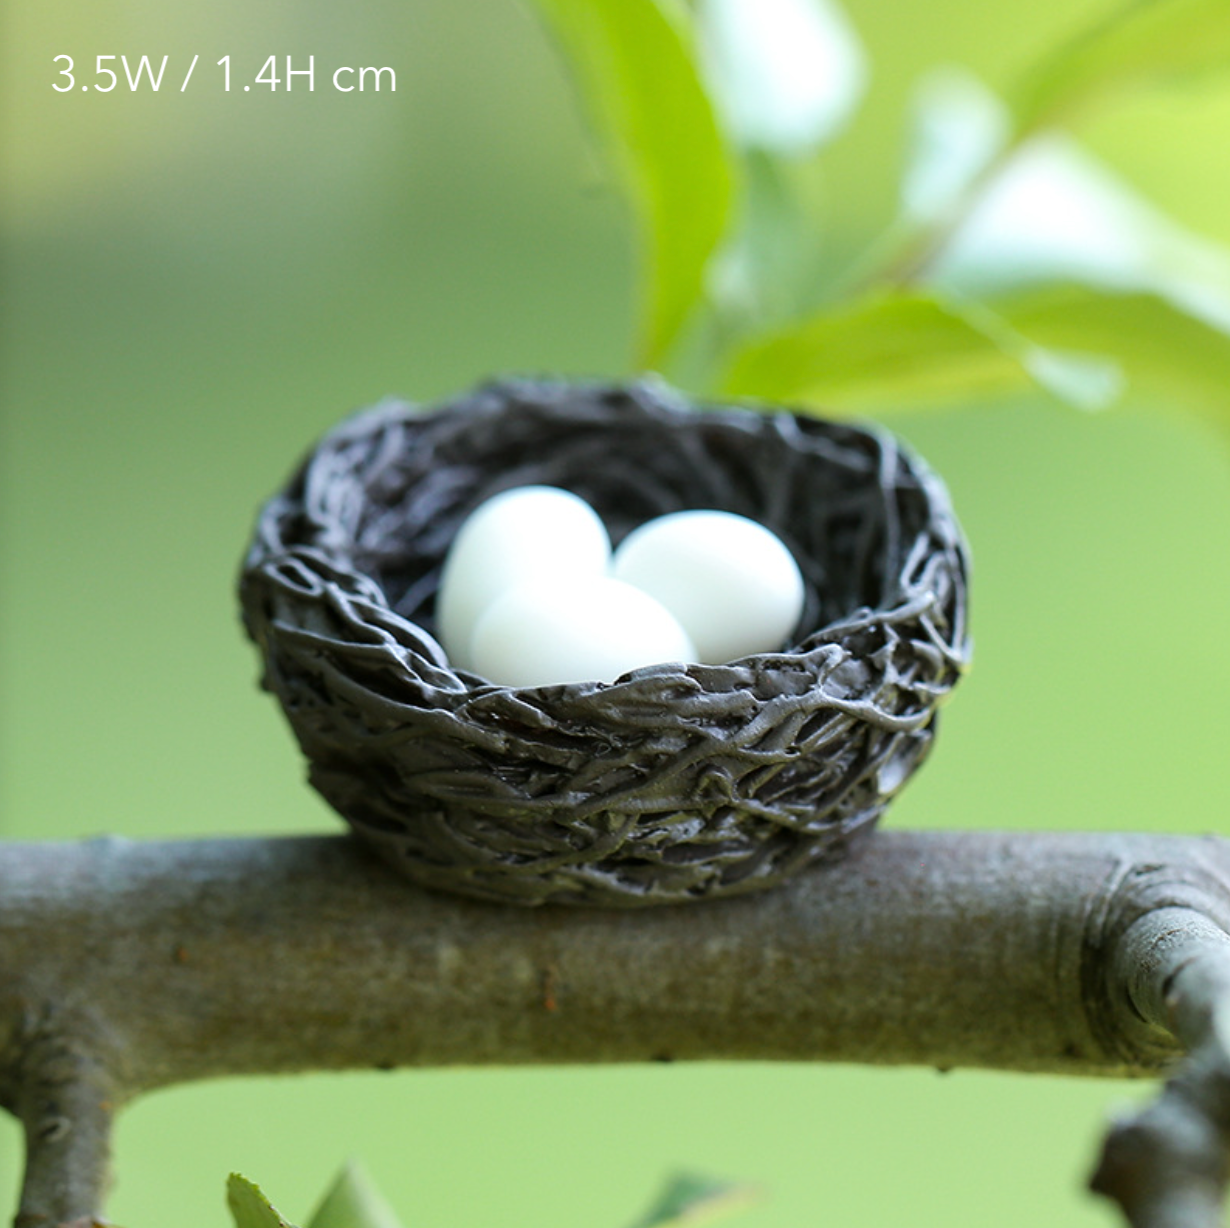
{"left": 239, "top": 378, "right": 970, "bottom": 905}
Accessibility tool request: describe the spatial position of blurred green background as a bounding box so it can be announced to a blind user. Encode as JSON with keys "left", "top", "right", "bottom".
{"left": 4, "top": 0, "right": 1230, "bottom": 1225}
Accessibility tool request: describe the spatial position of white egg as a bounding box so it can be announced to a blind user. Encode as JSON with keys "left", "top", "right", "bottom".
{"left": 436, "top": 486, "right": 611, "bottom": 670}
{"left": 611, "top": 510, "right": 805, "bottom": 664}
{"left": 469, "top": 577, "right": 697, "bottom": 688}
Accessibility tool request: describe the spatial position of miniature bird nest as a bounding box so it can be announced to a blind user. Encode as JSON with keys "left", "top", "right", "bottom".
{"left": 240, "top": 378, "right": 970, "bottom": 906}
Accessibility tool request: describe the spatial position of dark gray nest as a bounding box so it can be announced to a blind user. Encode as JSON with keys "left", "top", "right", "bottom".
{"left": 239, "top": 378, "right": 970, "bottom": 906}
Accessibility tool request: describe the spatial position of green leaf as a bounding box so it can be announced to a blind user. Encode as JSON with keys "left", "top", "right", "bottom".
{"left": 720, "top": 290, "right": 1122, "bottom": 413}
{"left": 227, "top": 1175, "right": 300, "bottom": 1228}
{"left": 627, "top": 1172, "right": 761, "bottom": 1228}
{"left": 923, "top": 126, "right": 1230, "bottom": 338}
{"left": 900, "top": 68, "right": 1010, "bottom": 227}
{"left": 707, "top": 151, "right": 821, "bottom": 331}
{"left": 306, "top": 1161, "right": 407, "bottom": 1228}
{"left": 532, "top": 0, "right": 737, "bottom": 369}
{"left": 695, "top": 0, "right": 867, "bottom": 153}
{"left": 1012, "top": 0, "right": 1230, "bottom": 133}
{"left": 1006, "top": 285, "right": 1230, "bottom": 441}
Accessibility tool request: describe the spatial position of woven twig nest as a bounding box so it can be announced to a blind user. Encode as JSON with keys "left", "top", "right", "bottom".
{"left": 240, "top": 378, "right": 970, "bottom": 906}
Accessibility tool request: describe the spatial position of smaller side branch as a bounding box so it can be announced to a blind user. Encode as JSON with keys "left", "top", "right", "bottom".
{"left": 3, "top": 1006, "right": 117, "bottom": 1228}
{"left": 1092, "top": 907, "right": 1230, "bottom": 1228}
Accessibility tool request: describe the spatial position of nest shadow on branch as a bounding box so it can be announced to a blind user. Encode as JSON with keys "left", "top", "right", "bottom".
{"left": 239, "top": 378, "right": 970, "bottom": 906}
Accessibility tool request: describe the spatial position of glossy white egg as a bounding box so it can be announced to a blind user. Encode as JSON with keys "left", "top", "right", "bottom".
{"left": 611, "top": 510, "right": 805, "bottom": 664}
{"left": 436, "top": 486, "right": 611, "bottom": 670}
{"left": 469, "top": 577, "right": 697, "bottom": 687}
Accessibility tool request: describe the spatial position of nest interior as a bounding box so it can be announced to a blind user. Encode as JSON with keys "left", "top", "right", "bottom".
{"left": 239, "top": 378, "right": 970, "bottom": 906}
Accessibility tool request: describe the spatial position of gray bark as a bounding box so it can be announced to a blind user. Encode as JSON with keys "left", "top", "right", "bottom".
{"left": 3, "top": 829, "right": 1230, "bottom": 1226}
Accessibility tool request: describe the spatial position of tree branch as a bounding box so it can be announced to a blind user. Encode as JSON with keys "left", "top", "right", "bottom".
{"left": 1091, "top": 891, "right": 1230, "bottom": 1228}
{"left": 3, "top": 828, "right": 1230, "bottom": 1225}
{"left": 8, "top": 1012, "right": 115, "bottom": 1228}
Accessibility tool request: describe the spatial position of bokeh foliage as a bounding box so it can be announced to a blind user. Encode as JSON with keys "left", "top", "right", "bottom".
{"left": 532, "top": 0, "right": 1230, "bottom": 437}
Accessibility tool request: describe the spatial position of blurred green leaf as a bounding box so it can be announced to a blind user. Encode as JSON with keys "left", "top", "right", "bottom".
{"left": 927, "top": 129, "right": 1230, "bottom": 333}
{"left": 1012, "top": 0, "right": 1230, "bottom": 133}
{"left": 695, "top": 0, "right": 866, "bottom": 153}
{"left": 707, "top": 151, "right": 820, "bottom": 332}
{"left": 900, "top": 68, "right": 1010, "bottom": 227}
{"left": 532, "top": 0, "right": 736, "bottom": 368}
{"left": 721, "top": 291, "right": 1122, "bottom": 412}
{"left": 1007, "top": 285, "right": 1230, "bottom": 441}
{"left": 306, "top": 1161, "right": 406, "bottom": 1228}
{"left": 227, "top": 1175, "right": 299, "bottom": 1228}
{"left": 627, "top": 1172, "right": 761, "bottom": 1228}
